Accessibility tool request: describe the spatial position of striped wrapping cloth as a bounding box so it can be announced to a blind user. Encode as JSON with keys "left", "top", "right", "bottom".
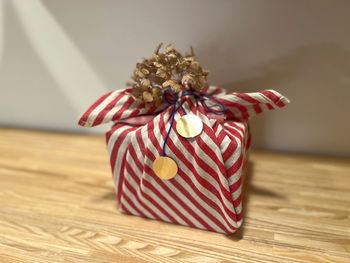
{"left": 78, "top": 86, "right": 289, "bottom": 234}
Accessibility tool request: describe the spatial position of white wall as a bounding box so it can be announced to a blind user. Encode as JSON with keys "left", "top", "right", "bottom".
{"left": 1, "top": 0, "right": 349, "bottom": 156}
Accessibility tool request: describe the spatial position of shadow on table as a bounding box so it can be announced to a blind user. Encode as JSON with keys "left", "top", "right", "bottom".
{"left": 227, "top": 161, "right": 284, "bottom": 241}
{"left": 97, "top": 191, "right": 117, "bottom": 201}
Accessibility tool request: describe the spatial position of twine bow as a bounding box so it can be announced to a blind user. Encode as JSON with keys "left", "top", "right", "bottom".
{"left": 162, "top": 87, "right": 226, "bottom": 157}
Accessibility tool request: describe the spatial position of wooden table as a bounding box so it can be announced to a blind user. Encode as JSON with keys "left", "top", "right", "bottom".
{"left": 0, "top": 128, "right": 349, "bottom": 263}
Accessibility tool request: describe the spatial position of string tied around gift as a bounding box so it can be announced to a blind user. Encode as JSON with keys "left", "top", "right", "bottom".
{"left": 162, "top": 86, "right": 226, "bottom": 157}
{"left": 153, "top": 86, "right": 226, "bottom": 180}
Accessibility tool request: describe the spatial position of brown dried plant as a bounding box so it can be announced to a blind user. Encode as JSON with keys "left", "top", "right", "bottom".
{"left": 126, "top": 43, "right": 209, "bottom": 107}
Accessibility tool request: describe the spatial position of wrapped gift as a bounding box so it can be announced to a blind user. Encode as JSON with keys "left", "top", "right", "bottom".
{"left": 78, "top": 44, "right": 289, "bottom": 234}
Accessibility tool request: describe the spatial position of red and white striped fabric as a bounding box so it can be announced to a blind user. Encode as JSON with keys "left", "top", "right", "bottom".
{"left": 79, "top": 86, "right": 289, "bottom": 234}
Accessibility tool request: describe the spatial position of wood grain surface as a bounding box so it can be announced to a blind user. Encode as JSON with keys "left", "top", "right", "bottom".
{"left": 0, "top": 128, "right": 349, "bottom": 263}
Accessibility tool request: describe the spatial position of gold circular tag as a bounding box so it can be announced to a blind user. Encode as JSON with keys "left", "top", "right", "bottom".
{"left": 176, "top": 115, "right": 203, "bottom": 138}
{"left": 153, "top": 156, "right": 178, "bottom": 180}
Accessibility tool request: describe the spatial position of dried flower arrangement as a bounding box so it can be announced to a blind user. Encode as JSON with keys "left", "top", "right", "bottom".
{"left": 126, "top": 43, "right": 209, "bottom": 107}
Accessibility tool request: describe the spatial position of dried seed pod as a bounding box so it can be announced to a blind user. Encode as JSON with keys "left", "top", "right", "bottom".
{"left": 166, "top": 44, "right": 175, "bottom": 53}
{"left": 172, "top": 84, "right": 183, "bottom": 93}
{"left": 141, "top": 68, "right": 150, "bottom": 75}
{"left": 167, "top": 53, "right": 178, "bottom": 60}
{"left": 156, "top": 68, "right": 168, "bottom": 79}
{"left": 128, "top": 43, "right": 209, "bottom": 105}
{"left": 162, "top": 79, "right": 176, "bottom": 88}
{"left": 184, "top": 57, "right": 194, "bottom": 62}
{"left": 181, "top": 73, "right": 194, "bottom": 84}
{"left": 142, "top": 79, "right": 151, "bottom": 87}
{"left": 135, "top": 69, "right": 145, "bottom": 78}
{"left": 143, "top": 91, "right": 153, "bottom": 102}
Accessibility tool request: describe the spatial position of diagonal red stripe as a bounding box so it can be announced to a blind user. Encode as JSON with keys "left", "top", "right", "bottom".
{"left": 92, "top": 93, "right": 126, "bottom": 126}
{"left": 124, "top": 161, "right": 171, "bottom": 222}
{"left": 157, "top": 111, "right": 239, "bottom": 226}
{"left": 261, "top": 90, "right": 286, "bottom": 107}
{"left": 78, "top": 91, "right": 113, "bottom": 126}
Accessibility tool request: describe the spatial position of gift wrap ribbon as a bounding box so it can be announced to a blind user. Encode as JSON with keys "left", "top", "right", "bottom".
{"left": 119, "top": 88, "right": 227, "bottom": 180}
{"left": 154, "top": 89, "right": 226, "bottom": 180}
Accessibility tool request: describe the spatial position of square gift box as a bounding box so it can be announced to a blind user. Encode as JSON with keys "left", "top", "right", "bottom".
{"left": 78, "top": 85, "right": 289, "bottom": 234}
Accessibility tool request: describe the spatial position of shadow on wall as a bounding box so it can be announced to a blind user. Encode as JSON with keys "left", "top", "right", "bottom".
{"left": 0, "top": 1, "right": 109, "bottom": 134}
{"left": 0, "top": 1, "right": 75, "bottom": 128}
{"left": 221, "top": 44, "right": 350, "bottom": 156}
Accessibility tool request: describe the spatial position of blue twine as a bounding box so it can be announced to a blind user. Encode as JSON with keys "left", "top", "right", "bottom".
{"left": 162, "top": 88, "right": 226, "bottom": 157}
{"left": 182, "top": 89, "right": 226, "bottom": 115}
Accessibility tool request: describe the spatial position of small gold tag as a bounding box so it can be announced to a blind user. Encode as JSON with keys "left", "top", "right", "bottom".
{"left": 176, "top": 115, "right": 203, "bottom": 138}
{"left": 153, "top": 156, "right": 178, "bottom": 180}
